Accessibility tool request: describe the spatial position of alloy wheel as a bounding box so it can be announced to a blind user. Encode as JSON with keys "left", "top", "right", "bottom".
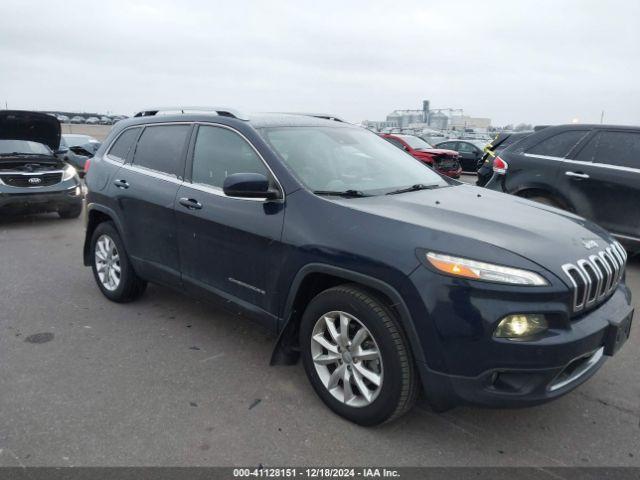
{"left": 95, "top": 234, "right": 121, "bottom": 291}
{"left": 310, "top": 311, "right": 384, "bottom": 407}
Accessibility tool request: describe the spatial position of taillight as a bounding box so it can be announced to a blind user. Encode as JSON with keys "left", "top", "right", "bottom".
{"left": 84, "top": 159, "right": 91, "bottom": 174}
{"left": 493, "top": 156, "right": 508, "bottom": 174}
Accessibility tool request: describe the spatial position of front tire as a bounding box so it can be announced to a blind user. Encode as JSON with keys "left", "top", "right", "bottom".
{"left": 300, "top": 285, "right": 418, "bottom": 425}
{"left": 90, "top": 222, "right": 147, "bottom": 302}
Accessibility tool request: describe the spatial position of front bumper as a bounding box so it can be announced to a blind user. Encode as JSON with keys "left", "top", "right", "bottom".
{"left": 0, "top": 180, "right": 83, "bottom": 214}
{"left": 408, "top": 265, "right": 633, "bottom": 408}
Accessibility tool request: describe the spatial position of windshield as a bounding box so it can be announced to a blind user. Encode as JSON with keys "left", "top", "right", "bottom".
{"left": 398, "top": 135, "right": 433, "bottom": 150}
{"left": 262, "top": 126, "right": 447, "bottom": 195}
{"left": 0, "top": 140, "right": 51, "bottom": 156}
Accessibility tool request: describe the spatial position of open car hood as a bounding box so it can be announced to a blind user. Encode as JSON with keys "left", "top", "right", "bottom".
{"left": 0, "top": 110, "right": 61, "bottom": 151}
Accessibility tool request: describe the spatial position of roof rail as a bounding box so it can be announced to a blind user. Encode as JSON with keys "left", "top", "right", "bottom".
{"left": 280, "top": 112, "right": 346, "bottom": 123}
{"left": 133, "top": 106, "right": 249, "bottom": 121}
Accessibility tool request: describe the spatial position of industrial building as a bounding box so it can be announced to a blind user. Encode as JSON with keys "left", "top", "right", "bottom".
{"left": 364, "top": 99, "right": 491, "bottom": 133}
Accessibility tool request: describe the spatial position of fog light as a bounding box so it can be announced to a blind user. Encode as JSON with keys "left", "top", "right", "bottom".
{"left": 494, "top": 314, "right": 547, "bottom": 339}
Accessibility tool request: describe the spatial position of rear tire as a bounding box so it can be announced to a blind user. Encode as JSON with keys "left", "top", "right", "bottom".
{"left": 299, "top": 284, "right": 418, "bottom": 425}
{"left": 90, "top": 221, "right": 147, "bottom": 302}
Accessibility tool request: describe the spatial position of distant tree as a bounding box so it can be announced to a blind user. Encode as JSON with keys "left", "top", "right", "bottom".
{"left": 514, "top": 123, "right": 533, "bottom": 131}
{"left": 503, "top": 124, "right": 514, "bottom": 131}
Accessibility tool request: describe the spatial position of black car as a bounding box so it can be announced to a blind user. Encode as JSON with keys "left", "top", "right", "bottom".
{"left": 0, "top": 110, "right": 83, "bottom": 218}
{"left": 485, "top": 124, "right": 640, "bottom": 254}
{"left": 435, "top": 139, "right": 487, "bottom": 172}
{"left": 476, "top": 131, "right": 533, "bottom": 186}
{"left": 83, "top": 107, "right": 632, "bottom": 425}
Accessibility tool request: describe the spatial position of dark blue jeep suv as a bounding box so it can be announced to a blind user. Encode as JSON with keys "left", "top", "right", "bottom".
{"left": 83, "top": 107, "right": 633, "bottom": 425}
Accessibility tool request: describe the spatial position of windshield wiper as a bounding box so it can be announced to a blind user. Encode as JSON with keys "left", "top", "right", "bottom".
{"left": 313, "top": 189, "right": 369, "bottom": 198}
{"left": 385, "top": 184, "right": 439, "bottom": 195}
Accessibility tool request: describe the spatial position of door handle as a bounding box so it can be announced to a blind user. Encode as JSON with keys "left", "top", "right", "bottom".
{"left": 113, "top": 179, "right": 129, "bottom": 189}
{"left": 565, "top": 171, "right": 590, "bottom": 179}
{"left": 178, "top": 197, "right": 203, "bottom": 210}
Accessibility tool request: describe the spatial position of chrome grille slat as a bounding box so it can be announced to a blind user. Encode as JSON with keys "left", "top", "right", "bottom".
{"left": 589, "top": 255, "right": 607, "bottom": 299}
{"left": 607, "top": 247, "right": 622, "bottom": 284}
{"left": 563, "top": 242, "right": 627, "bottom": 313}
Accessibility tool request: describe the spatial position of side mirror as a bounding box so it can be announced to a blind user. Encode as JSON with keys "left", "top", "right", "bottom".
{"left": 223, "top": 173, "right": 280, "bottom": 200}
{"left": 55, "top": 147, "right": 69, "bottom": 155}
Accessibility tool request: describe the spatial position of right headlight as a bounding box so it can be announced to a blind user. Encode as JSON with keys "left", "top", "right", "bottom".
{"left": 62, "top": 164, "right": 78, "bottom": 181}
{"left": 426, "top": 252, "right": 548, "bottom": 286}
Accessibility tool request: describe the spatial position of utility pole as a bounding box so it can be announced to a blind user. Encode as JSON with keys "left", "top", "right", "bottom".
{"left": 600, "top": 110, "right": 605, "bottom": 124}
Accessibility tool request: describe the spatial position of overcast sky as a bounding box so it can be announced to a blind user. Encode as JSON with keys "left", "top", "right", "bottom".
{"left": 1, "top": 0, "right": 638, "bottom": 126}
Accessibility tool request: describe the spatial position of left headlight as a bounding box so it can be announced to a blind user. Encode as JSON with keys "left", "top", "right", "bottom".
{"left": 426, "top": 252, "right": 548, "bottom": 286}
{"left": 62, "top": 164, "right": 78, "bottom": 181}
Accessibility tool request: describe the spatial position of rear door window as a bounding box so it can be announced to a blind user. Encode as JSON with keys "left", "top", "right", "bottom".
{"left": 527, "top": 130, "right": 588, "bottom": 158}
{"left": 575, "top": 131, "right": 640, "bottom": 168}
{"left": 132, "top": 124, "right": 191, "bottom": 176}
{"left": 108, "top": 128, "right": 140, "bottom": 162}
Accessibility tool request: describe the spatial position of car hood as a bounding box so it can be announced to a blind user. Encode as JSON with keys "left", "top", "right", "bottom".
{"left": 333, "top": 184, "right": 614, "bottom": 278}
{"left": 0, "top": 110, "right": 61, "bottom": 150}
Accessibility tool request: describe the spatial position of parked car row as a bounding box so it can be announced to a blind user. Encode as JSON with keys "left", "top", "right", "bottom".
{"left": 52, "top": 113, "right": 127, "bottom": 125}
{"left": 379, "top": 133, "right": 462, "bottom": 178}
{"left": 78, "top": 107, "right": 631, "bottom": 426}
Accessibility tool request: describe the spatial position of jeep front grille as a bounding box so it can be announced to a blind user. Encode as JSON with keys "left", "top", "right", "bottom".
{"left": 562, "top": 242, "right": 627, "bottom": 313}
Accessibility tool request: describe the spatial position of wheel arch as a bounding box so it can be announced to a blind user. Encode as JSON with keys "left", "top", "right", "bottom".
{"left": 512, "top": 184, "right": 574, "bottom": 211}
{"left": 270, "top": 264, "right": 427, "bottom": 370}
{"left": 83, "top": 204, "right": 126, "bottom": 266}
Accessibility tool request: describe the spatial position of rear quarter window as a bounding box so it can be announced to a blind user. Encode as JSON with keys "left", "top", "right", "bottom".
{"left": 131, "top": 124, "right": 191, "bottom": 176}
{"left": 107, "top": 128, "right": 140, "bottom": 162}
{"left": 526, "top": 130, "right": 588, "bottom": 158}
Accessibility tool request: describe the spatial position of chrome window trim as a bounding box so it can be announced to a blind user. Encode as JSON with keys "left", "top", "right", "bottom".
{"left": 185, "top": 121, "right": 285, "bottom": 203}
{"left": 108, "top": 121, "right": 285, "bottom": 204}
{"left": 120, "top": 163, "right": 183, "bottom": 185}
{"left": 104, "top": 125, "right": 145, "bottom": 164}
{"left": 181, "top": 181, "right": 268, "bottom": 203}
{"left": 523, "top": 153, "right": 640, "bottom": 173}
{"left": 612, "top": 233, "right": 640, "bottom": 243}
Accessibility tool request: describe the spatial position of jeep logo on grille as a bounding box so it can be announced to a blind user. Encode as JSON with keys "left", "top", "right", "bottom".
{"left": 28, "top": 177, "right": 42, "bottom": 185}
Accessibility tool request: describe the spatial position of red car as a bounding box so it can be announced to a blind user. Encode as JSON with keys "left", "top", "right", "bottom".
{"left": 380, "top": 133, "right": 462, "bottom": 178}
